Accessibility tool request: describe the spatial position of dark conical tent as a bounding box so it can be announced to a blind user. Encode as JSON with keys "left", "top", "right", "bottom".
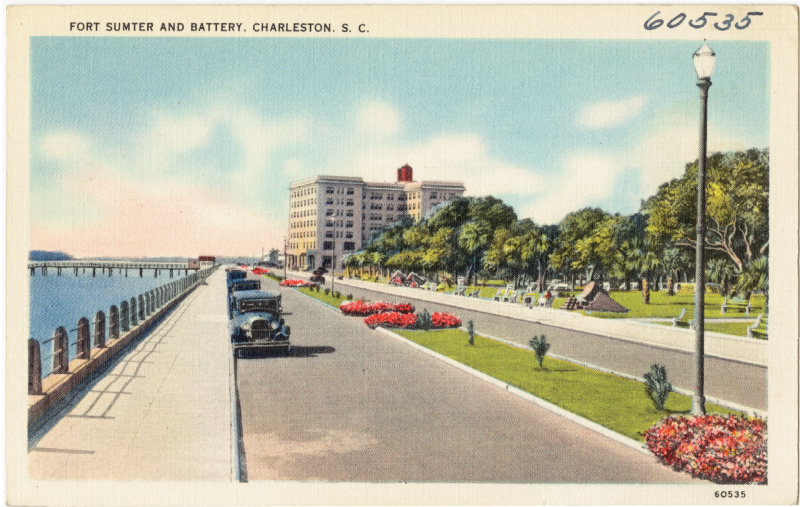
{"left": 584, "top": 291, "right": 629, "bottom": 313}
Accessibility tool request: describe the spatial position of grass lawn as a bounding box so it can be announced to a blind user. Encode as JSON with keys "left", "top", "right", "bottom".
{"left": 655, "top": 316, "right": 768, "bottom": 339}
{"left": 579, "top": 291, "right": 766, "bottom": 320}
{"left": 295, "top": 286, "right": 349, "bottom": 308}
{"left": 394, "top": 329, "right": 738, "bottom": 441}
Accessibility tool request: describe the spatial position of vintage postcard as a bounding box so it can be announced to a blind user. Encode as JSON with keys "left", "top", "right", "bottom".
{"left": 6, "top": 4, "right": 799, "bottom": 505}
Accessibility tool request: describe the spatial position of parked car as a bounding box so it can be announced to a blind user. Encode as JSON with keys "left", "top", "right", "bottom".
{"left": 226, "top": 269, "right": 247, "bottom": 289}
{"left": 228, "top": 279, "right": 261, "bottom": 318}
{"left": 229, "top": 290, "right": 291, "bottom": 357}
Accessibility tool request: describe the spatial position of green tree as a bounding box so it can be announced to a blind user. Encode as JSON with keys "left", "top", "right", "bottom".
{"left": 458, "top": 220, "right": 492, "bottom": 285}
{"left": 646, "top": 149, "right": 768, "bottom": 274}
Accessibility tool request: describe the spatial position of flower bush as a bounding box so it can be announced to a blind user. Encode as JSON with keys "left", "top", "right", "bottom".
{"left": 364, "top": 312, "right": 418, "bottom": 329}
{"left": 644, "top": 414, "right": 766, "bottom": 484}
{"left": 279, "top": 279, "right": 316, "bottom": 288}
{"left": 340, "top": 300, "right": 415, "bottom": 316}
{"left": 431, "top": 312, "right": 461, "bottom": 329}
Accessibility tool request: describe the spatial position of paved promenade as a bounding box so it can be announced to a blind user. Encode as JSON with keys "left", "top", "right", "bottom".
{"left": 28, "top": 270, "right": 234, "bottom": 481}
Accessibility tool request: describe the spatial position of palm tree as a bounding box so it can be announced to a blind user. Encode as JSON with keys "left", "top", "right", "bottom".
{"left": 371, "top": 251, "right": 387, "bottom": 279}
{"left": 459, "top": 221, "right": 491, "bottom": 285}
{"left": 707, "top": 258, "right": 735, "bottom": 297}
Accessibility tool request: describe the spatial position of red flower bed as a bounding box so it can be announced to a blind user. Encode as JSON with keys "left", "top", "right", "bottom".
{"left": 340, "top": 300, "right": 415, "bottom": 316}
{"left": 644, "top": 414, "right": 766, "bottom": 484}
{"left": 431, "top": 312, "right": 461, "bottom": 328}
{"left": 364, "top": 312, "right": 418, "bottom": 329}
{"left": 279, "top": 279, "right": 315, "bottom": 288}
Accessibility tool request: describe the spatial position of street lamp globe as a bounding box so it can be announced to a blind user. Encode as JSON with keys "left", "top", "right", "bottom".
{"left": 693, "top": 42, "right": 716, "bottom": 80}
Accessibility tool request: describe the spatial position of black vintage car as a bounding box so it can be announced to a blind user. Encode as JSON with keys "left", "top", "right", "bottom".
{"left": 229, "top": 290, "right": 291, "bottom": 357}
{"left": 310, "top": 267, "right": 328, "bottom": 284}
{"left": 228, "top": 278, "right": 261, "bottom": 318}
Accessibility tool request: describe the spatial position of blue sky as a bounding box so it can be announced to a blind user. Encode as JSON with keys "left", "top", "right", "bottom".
{"left": 30, "top": 37, "right": 769, "bottom": 256}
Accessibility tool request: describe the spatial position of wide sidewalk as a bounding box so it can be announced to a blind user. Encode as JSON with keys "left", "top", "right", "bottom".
{"left": 286, "top": 269, "right": 766, "bottom": 367}
{"left": 28, "top": 270, "right": 234, "bottom": 481}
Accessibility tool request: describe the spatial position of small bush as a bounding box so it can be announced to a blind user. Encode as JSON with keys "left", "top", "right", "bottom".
{"left": 467, "top": 320, "right": 475, "bottom": 345}
{"left": 644, "top": 364, "right": 672, "bottom": 410}
{"left": 334, "top": 291, "right": 341, "bottom": 299}
{"left": 528, "top": 335, "right": 551, "bottom": 369}
{"left": 347, "top": 293, "right": 353, "bottom": 301}
{"left": 324, "top": 288, "right": 330, "bottom": 295}
{"left": 644, "top": 414, "right": 766, "bottom": 483}
{"left": 417, "top": 309, "right": 432, "bottom": 331}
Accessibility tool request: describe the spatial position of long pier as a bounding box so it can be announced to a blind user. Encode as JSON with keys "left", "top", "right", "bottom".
{"left": 29, "top": 260, "right": 198, "bottom": 277}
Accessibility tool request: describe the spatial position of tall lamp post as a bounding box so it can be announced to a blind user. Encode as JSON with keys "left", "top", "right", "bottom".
{"left": 329, "top": 218, "right": 337, "bottom": 295}
{"left": 283, "top": 237, "right": 288, "bottom": 280}
{"left": 692, "top": 41, "right": 715, "bottom": 415}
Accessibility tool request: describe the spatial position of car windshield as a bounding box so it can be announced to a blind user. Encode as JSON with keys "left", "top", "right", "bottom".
{"left": 239, "top": 298, "right": 279, "bottom": 313}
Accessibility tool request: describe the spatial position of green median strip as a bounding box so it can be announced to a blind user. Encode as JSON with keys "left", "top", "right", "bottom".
{"left": 393, "top": 329, "right": 737, "bottom": 441}
{"left": 295, "top": 286, "right": 347, "bottom": 308}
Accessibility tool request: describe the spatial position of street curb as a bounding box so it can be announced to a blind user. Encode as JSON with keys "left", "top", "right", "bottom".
{"left": 469, "top": 329, "right": 766, "bottom": 418}
{"left": 228, "top": 343, "right": 247, "bottom": 482}
{"left": 375, "top": 327, "right": 652, "bottom": 457}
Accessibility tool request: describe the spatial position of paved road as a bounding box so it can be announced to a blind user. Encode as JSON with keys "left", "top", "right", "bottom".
{"left": 309, "top": 278, "right": 766, "bottom": 410}
{"left": 236, "top": 278, "right": 693, "bottom": 482}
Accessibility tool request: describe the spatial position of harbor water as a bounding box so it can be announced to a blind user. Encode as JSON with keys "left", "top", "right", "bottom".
{"left": 30, "top": 268, "right": 192, "bottom": 376}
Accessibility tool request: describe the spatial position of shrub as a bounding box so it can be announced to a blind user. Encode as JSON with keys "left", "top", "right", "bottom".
{"left": 334, "top": 291, "right": 341, "bottom": 299}
{"left": 644, "top": 414, "right": 766, "bottom": 484}
{"left": 644, "top": 364, "right": 672, "bottom": 410}
{"left": 467, "top": 320, "right": 475, "bottom": 345}
{"left": 324, "top": 288, "right": 330, "bottom": 295}
{"left": 528, "top": 335, "right": 551, "bottom": 369}
{"left": 417, "top": 309, "right": 432, "bottom": 331}
{"left": 347, "top": 294, "right": 353, "bottom": 301}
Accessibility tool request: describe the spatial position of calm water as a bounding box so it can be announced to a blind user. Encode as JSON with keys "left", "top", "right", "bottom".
{"left": 30, "top": 268, "right": 192, "bottom": 375}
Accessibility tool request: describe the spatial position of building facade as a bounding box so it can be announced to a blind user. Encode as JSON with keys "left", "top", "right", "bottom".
{"left": 287, "top": 165, "right": 465, "bottom": 271}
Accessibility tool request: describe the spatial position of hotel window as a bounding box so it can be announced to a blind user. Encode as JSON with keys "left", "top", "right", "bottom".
{"left": 326, "top": 187, "right": 334, "bottom": 194}
{"left": 346, "top": 199, "right": 354, "bottom": 206}
{"left": 430, "top": 192, "right": 437, "bottom": 199}
{"left": 345, "top": 232, "right": 353, "bottom": 239}
{"left": 343, "top": 242, "right": 355, "bottom": 251}
{"left": 325, "top": 231, "right": 333, "bottom": 238}
{"left": 346, "top": 221, "right": 353, "bottom": 228}
{"left": 346, "top": 210, "right": 353, "bottom": 217}
{"left": 323, "top": 241, "right": 334, "bottom": 250}
{"left": 326, "top": 198, "right": 334, "bottom": 205}
{"left": 346, "top": 187, "right": 354, "bottom": 195}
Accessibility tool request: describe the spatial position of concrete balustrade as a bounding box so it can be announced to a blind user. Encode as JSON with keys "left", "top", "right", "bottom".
{"left": 109, "top": 305, "right": 120, "bottom": 340}
{"left": 27, "top": 268, "right": 217, "bottom": 426}
{"left": 120, "top": 301, "right": 130, "bottom": 333}
{"left": 93, "top": 311, "right": 106, "bottom": 349}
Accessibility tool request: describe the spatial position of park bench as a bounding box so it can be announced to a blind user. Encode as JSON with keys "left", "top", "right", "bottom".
{"left": 536, "top": 294, "right": 554, "bottom": 308}
{"left": 492, "top": 288, "right": 508, "bottom": 301}
{"left": 746, "top": 314, "right": 764, "bottom": 338}
{"left": 466, "top": 288, "right": 480, "bottom": 298}
{"left": 453, "top": 285, "right": 467, "bottom": 296}
{"left": 672, "top": 308, "right": 687, "bottom": 327}
{"left": 721, "top": 297, "right": 751, "bottom": 316}
{"left": 502, "top": 290, "right": 517, "bottom": 303}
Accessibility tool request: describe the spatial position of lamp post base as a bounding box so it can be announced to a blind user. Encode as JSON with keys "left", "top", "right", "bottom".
{"left": 692, "top": 394, "right": 707, "bottom": 415}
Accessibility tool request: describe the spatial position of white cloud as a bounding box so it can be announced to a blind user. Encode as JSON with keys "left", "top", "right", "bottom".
{"left": 356, "top": 101, "right": 401, "bottom": 137}
{"left": 630, "top": 105, "right": 748, "bottom": 196}
{"left": 150, "top": 113, "right": 212, "bottom": 152}
{"left": 344, "top": 133, "right": 545, "bottom": 196}
{"left": 577, "top": 96, "right": 646, "bottom": 129}
{"left": 522, "top": 152, "right": 623, "bottom": 224}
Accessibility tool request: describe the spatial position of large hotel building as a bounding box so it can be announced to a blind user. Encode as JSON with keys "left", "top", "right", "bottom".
{"left": 288, "top": 165, "right": 466, "bottom": 271}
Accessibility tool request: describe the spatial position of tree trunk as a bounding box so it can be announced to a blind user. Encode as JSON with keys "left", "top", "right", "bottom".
{"left": 667, "top": 276, "right": 675, "bottom": 296}
{"left": 641, "top": 277, "right": 650, "bottom": 304}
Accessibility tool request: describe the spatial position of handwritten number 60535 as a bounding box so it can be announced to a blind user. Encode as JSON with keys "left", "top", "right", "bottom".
{"left": 644, "top": 11, "right": 762, "bottom": 30}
